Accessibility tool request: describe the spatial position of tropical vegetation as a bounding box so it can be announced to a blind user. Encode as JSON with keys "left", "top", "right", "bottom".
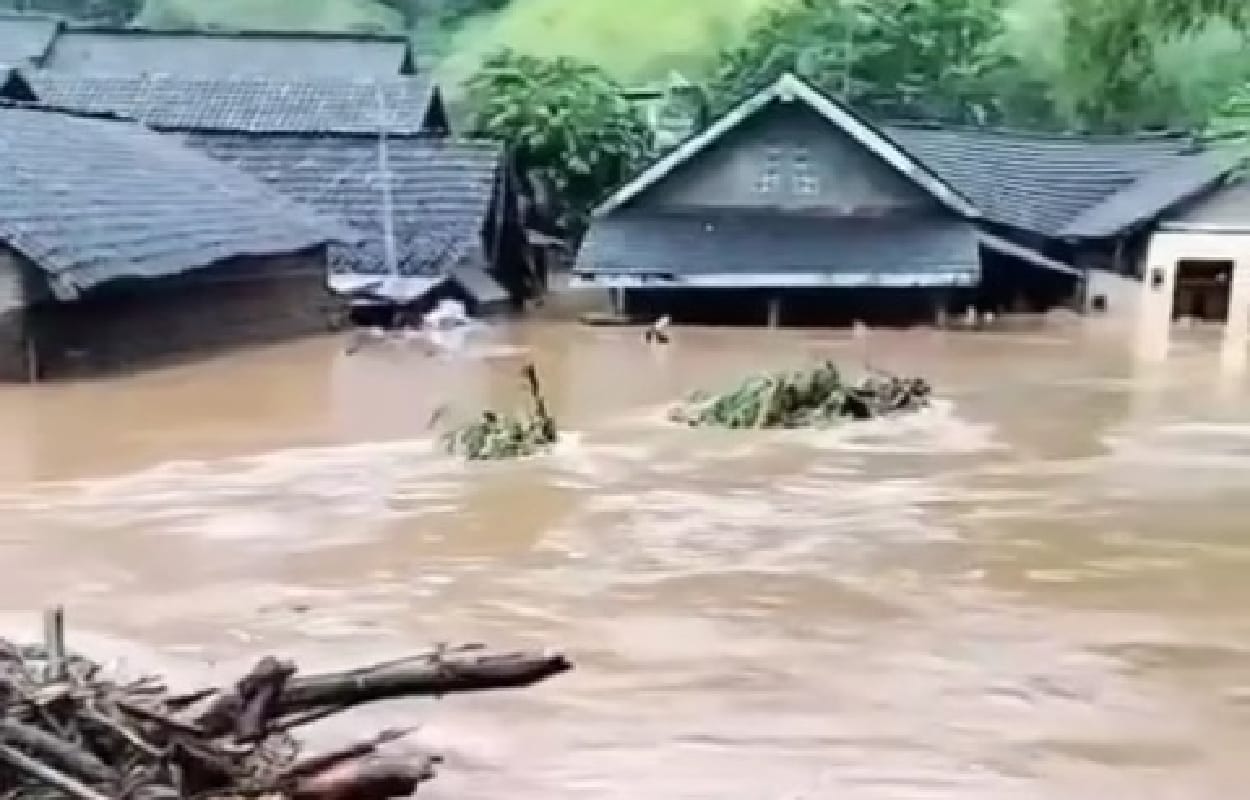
{"left": 462, "top": 50, "right": 652, "bottom": 229}
{"left": 7, "top": 0, "right": 1250, "bottom": 210}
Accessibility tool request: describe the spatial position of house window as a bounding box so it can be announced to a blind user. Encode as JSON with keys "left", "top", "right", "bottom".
{"left": 792, "top": 146, "right": 819, "bottom": 195}
{"left": 755, "top": 145, "right": 783, "bottom": 193}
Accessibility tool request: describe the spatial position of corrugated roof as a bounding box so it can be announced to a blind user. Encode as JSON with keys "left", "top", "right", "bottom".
{"left": 576, "top": 211, "right": 979, "bottom": 285}
{"left": 0, "top": 103, "right": 347, "bottom": 299}
{"left": 0, "top": 12, "right": 60, "bottom": 65}
{"left": 1061, "top": 150, "right": 1236, "bottom": 238}
{"left": 22, "top": 71, "right": 443, "bottom": 134}
{"left": 883, "top": 124, "right": 1213, "bottom": 237}
{"left": 42, "top": 27, "right": 413, "bottom": 77}
{"left": 183, "top": 133, "right": 502, "bottom": 282}
{"left": 1161, "top": 176, "right": 1250, "bottom": 233}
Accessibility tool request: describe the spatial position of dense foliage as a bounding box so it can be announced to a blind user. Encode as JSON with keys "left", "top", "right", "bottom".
{"left": 15, "top": 0, "right": 1250, "bottom": 146}
{"left": 668, "top": 362, "right": 932, "bottom": 429}
{"left": 463, "top": 49, "right": 653, "bottom": 229}
{"left": 711, "top": 0, "right": 1017, "bottom": 125}
{"left": 441, "top": 365, "right": 558, "bottom": 460}
{"left": 708, "top": 0, "right": 1250, "bottom": 132}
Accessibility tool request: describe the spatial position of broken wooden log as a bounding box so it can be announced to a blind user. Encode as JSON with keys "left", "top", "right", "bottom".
{"left": 277, "top": 649, "right": 573, "bottom": 712}
{"left": 195, "top": 655, "right": 296, "bottom": 740}
{"left": 0, "top": 718, "right": 118, "bottom": 784}
{"left": 291, "top": 756, "right": 438, "bottom": 800}
{"left": 0, "top": 742, "right": 111, "bottom": 800}
{"left": 0, "top": 609, "right": 572, "bottom": 799}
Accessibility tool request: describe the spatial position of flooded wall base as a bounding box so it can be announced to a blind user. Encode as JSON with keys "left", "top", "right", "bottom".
{"left": 22, "top": 250, "right": 340, "bottom": 380}
{"left": 0, "top": 308, "right": 29, "bottom": 381}
{"left": 620, "top": 288, "right": 977, "bottom": 327}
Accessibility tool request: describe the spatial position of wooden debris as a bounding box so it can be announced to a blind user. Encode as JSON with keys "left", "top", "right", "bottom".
{"left": 643, "top": 315, "right": 671, "bottom": 344}
{"left": 668, "top": 360, "right": 932, "bottom": 429}
{"left": 0, "top": 610, "right": 572, "bottom": 799}
{"left": 440, "top": 364, "right": 559, "bottom": 460}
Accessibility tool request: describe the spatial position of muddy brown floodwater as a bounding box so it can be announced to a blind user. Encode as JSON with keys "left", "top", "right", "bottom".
{"left": 3, "top": 318, "right": 1250, "bottom": 799}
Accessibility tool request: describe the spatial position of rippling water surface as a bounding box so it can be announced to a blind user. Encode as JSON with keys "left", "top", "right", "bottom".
{"left": 1, "top": 320, "right": 1250, "bottom": 799}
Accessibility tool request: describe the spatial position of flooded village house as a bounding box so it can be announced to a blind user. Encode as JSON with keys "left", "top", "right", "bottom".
{"left": 0, "top": 16, "right": 540, "bottom": 319}
{"left": 583, "top": 72, "right": 1241, "bottom": 328}
{"left": 17, "top": 70, "right": 537, "bottom": 319}
{"left": 0, "top": 97, "right": 348, "bottom": 380}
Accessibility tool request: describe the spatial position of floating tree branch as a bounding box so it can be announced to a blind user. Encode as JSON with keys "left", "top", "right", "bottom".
{"left": 668, "top": 361, "right": 932, "bottom": 429}
{"left": 441, "top": 364, "right": 559, "bottom": 460}
{"left": 0, "top": 609, "right": 572, "bottom": 800}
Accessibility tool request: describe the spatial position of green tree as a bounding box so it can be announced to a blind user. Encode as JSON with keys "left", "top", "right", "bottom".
{"left": 1054, "top": 0, "right": 1250, "bottom": 131}
{"left": 710, "top": 0, "right": 1025, "bottom": 125}
{"left": 464, "top": 49, "right": 654, "bottom": 230}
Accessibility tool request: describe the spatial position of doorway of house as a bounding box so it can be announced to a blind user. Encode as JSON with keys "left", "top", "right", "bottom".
{"left": 1172, "top": 259, "right": 1233, "bottom": 323}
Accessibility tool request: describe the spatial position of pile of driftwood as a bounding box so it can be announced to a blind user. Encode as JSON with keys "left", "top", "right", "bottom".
{"left": 667, "top": 361, "right": 932, "bottom": 429}
{"left": 440, "top": 365, "right": 558, "bottom": 460}
{"left": 0, "top": 609, "right": 570, "bottom": 799}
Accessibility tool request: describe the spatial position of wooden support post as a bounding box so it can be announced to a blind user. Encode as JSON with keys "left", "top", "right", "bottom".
{"left": 931, "top": 291, "right": 948, "bottom": 329}
{"left": 766, "top": 296, "right": 782, "bottom": 328}
{"left": 43, "top": 606, "right": 66, "bottom": 682}
{"left": 24, "top": 335, "right": 38, "bottom": 384}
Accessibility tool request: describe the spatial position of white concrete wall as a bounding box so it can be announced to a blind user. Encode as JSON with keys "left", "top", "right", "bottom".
{"left": 1085, "top": 267, "right": 1143, "bottom": 322}
{"left": 1136, "top": 230, "right": 1250, "bottom": 361}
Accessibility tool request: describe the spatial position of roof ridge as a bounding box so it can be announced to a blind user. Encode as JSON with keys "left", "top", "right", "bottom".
{"left": 0, "top": 11, "right": 61, "bottom": 21}
{"left": 883, "top": 119, "right": 1197, "bottom": 143}
{"left": 62, "top": 24, "right": 409, "bottom": 43}
{"left": 28, "top": 70, "right": 428, "bottom": 86}
{"left": 0, "top": 97, "right": 137, "bottom": 124}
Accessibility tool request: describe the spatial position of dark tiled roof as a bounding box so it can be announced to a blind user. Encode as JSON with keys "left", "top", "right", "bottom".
{"left": 23, "top": 71, "right": 441, "bottom": 134}
{"left": 184, "top": 133, "right": 501, "bottom": 279}
{"left": 42, "top": 27, "right": 412, "bottom": 77}
{"left": 0, "top": 13, "right": 60, "bottom": 65}
{"left": 576, "top": 212, "right": 979, "bottom": 283}
{"left": 1061, "top": 151, "right": 1236, "bottom": 238}
{"left": 0, "top": 104, "right": 345, "bottom": 299}
{"left": 1161, "top": 176, "right": 1250, "bottom": 232}
{"left": 882, "top": 124, "right": 1210, "bottom": 236}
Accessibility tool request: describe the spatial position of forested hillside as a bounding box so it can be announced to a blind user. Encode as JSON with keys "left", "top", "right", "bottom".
{"left": 4, "top": 0, "right": 1250, "bottom": 135}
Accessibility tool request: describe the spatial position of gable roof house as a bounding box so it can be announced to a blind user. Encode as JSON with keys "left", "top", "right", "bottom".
{"left": 575, "top": 72, "right": 985, "bottom": 324}
{"left": 0, "top": 97, "right": 355, "bottom": 380}
{"left": 577, "top": 72, "right": 1242, "bottom": 324}
{"left": 18, "top": 71, "right": 540, "bottom": 314}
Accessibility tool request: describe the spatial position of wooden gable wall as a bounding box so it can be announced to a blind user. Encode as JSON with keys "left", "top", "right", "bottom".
{"left": 632, "top": 102, "right": 942, "bottom": 217}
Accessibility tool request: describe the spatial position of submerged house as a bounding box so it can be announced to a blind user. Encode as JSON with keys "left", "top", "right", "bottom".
{"left": 884, "top": 122, "right": 1233, "bottom": 315}
{"left": 0, "top": 99, "right": 350, "bottom": 380}
{"left": 19, "top": 71, "right": 539, "bottom": 315}
{"left": 577, "top": 73, "right": 985, "bottom": 325}
{"left": 576, "top": 72, "right": 1237, "bottom": 326}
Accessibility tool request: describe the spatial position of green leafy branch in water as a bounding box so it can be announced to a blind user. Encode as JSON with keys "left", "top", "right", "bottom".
{"left": 667, "top": 361, "right": 931, "bottom": 429}
{"left": 441, "top": 364, "right": 559, "bottom": 460}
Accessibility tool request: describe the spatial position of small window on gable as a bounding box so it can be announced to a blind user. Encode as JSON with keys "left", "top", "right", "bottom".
{"left": 792, "top": 146, "right": 819, "bottom": 195}
{"left": 755, "top": 145, "right": 783, "bottom": 193}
